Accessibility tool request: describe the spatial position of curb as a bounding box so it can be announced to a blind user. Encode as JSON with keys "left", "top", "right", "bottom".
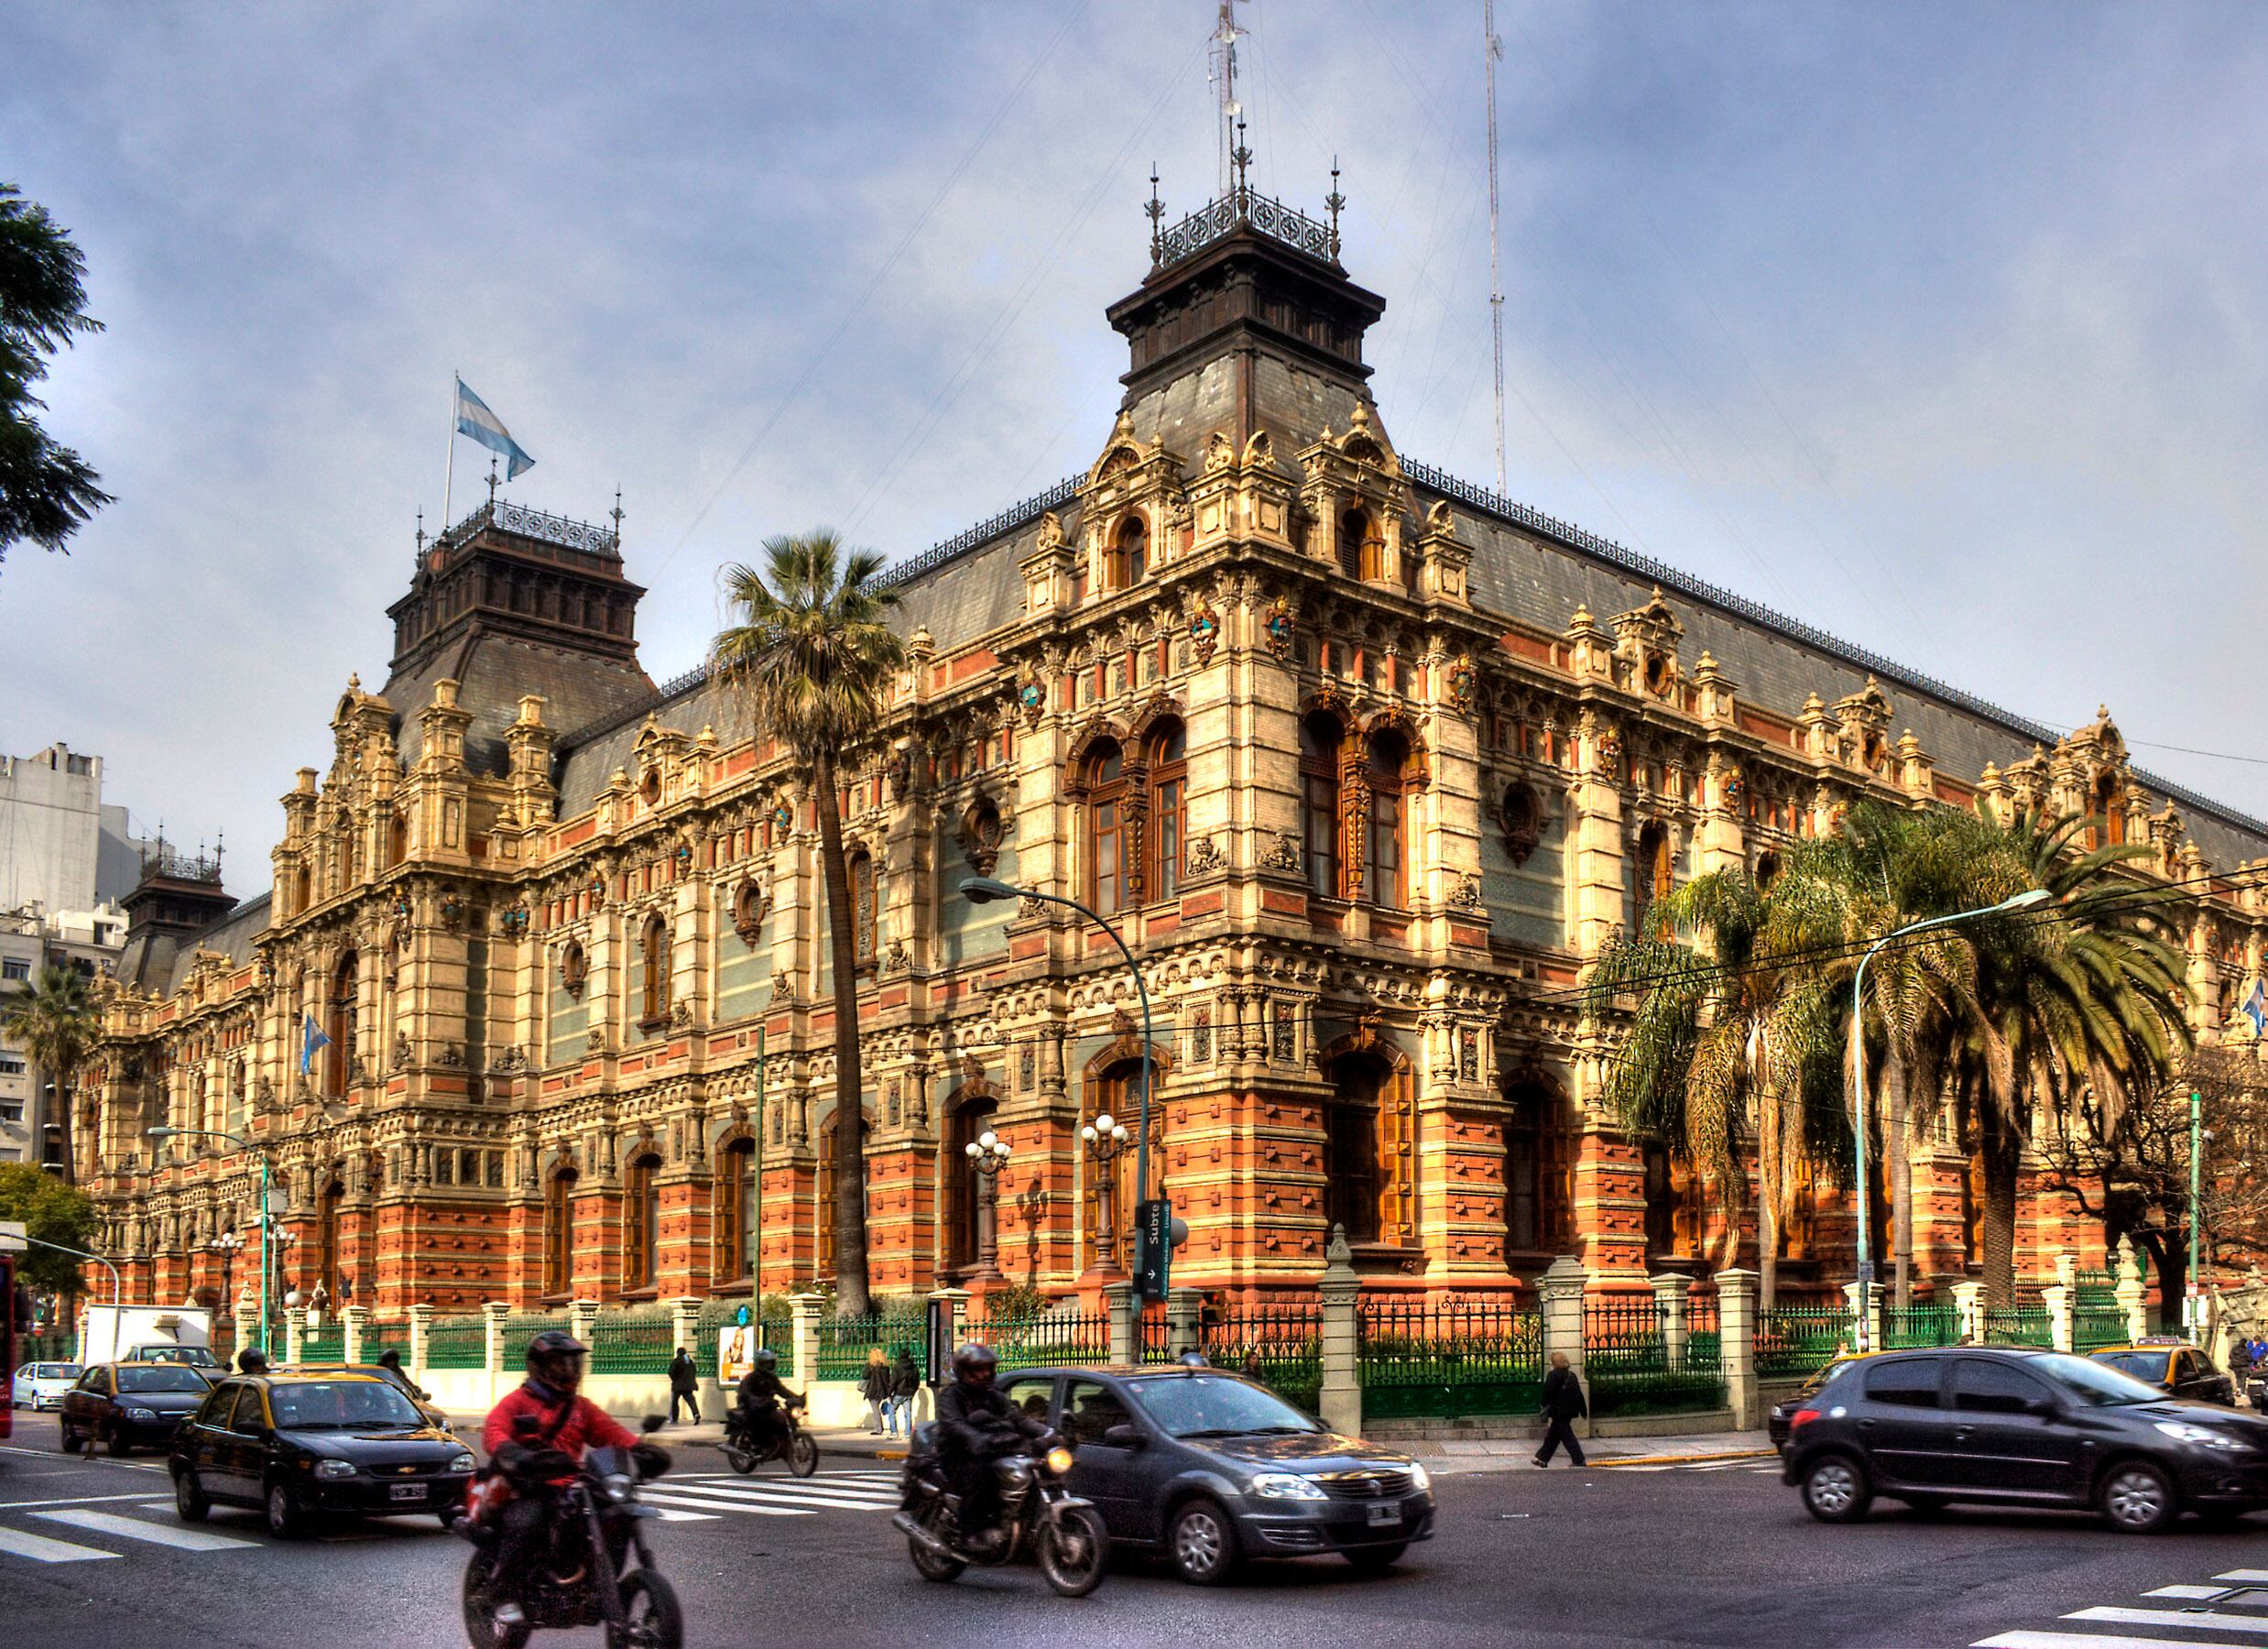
{"left": 1591, "top": 1447, "right": 1777, "bottom": 1469}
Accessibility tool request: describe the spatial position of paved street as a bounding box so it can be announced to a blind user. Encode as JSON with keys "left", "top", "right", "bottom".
{"left": 8, "top": 1429, "right": 2268, "bottom": 1647}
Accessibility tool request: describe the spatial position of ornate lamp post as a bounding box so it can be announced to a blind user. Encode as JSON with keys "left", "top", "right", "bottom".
{"left": 964, "top": 1130, "right": 1012, "bottom": 1285}
{"left": 1081, "top": 1113, "right": 1135, "bottom": 1282}
{"left": 206, "top": 1231, "right": 244, "bottom": 1319}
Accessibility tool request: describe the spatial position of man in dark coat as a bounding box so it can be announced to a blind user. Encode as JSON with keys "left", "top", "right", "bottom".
{"left": 1534, "top": 1350, "right": 1587, "bottom": 1468}
{"left": 934, "top": 1343, "right": 1046, "bottom": 1554}
{"left": 667, "top": 1347, "right": 702, "bottom": 1425}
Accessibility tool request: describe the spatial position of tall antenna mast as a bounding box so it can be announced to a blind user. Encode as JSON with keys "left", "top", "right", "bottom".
{"left": 1209, "top": 0, "right": 1246, "bottom": 196}
{"left": 1484, "top": 0, "right": 1508, "bottom": 495}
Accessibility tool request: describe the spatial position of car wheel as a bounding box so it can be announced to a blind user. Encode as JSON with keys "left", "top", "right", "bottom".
{"left": 105, "top": 1425, "right": 134, "bottom": 1458}
{"left": 2101, "top": 1459, "right": 2177, "bottom": 1534}
{"left": 1345, "top": 1542, "right": 1408, "bottom": 1572}
{"left": 174, "top": 1469, "right": 211, "bottom": 1523}
{"left": 1801, "top": 1454, "right": 1871, "bottom": 1523}
{"left": 1168, "top": 1499, "right": 1240, "bottom": 1586}
{"left": 59, "top": 1421, "right": 82, "bottom": 1455}
{"left": 265, "top": 1480, "right": 308, "bottom": 1540}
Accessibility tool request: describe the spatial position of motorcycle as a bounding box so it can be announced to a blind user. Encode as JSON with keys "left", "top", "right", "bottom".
{"left": 720, "top": 1397, "right": 819, "bottom": 1478}
{"left": 458, "top": 1414, "right": 682, "bottom": 1649}
{"left": 892, "top": 1425, "right": 1108, "bottom": 1598}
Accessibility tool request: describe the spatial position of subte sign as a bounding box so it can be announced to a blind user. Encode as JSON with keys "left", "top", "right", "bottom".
{"left": 1135, "top": 1199, "right": 1172, "bottom": 1301}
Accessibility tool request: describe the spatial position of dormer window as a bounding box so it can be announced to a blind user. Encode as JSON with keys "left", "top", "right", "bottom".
{"left": 1109, "top": 515, "right": 1148, "bottom": 590}
{"left": 1338, "top": 506, "right": 1383, "bottom": 582}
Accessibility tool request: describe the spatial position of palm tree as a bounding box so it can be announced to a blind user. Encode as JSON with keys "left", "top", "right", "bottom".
{"left": 710, "top": 530, "right": 905, "bottom": 1318}
{"left": 3, "top": 963, "right": 98, "bottom": 1185}
{"left": 1583, "top": 859, "right": 1848, "bottom": 1305}
{"left": 1956, "top": 806, "right": 2189, "bottom": 1308}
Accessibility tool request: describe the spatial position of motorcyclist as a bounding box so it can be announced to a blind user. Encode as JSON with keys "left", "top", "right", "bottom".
{"left": 478, "top": 1331, "right": 654, "bottom": 1636}
{"left": 733, "top": 1347, "right": 801, "bottom": 1458}
{"left": 932, "top": 1342, "right": 1047, "bottom": 1556}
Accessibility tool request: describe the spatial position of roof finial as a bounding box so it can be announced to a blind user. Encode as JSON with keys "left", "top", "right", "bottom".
{"left": 414, "top": 509, "right": 426, "bottom": 564}
{"left": 1326, "top": 156, "right": 1346, "bottom": 260}
{"left": 1232, "top": 116, "right": 1251, "bottom": 196}
{"left": 610, "top": 485, "right": 625, "bottom": 541}
{"left": 485, "top": 453, "right": 501, "bottom": 507}
{"left": 1146, "top": 165, "right": 1165, "bottom": 263}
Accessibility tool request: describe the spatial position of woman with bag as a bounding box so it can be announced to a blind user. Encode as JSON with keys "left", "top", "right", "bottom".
{"left": 860, "top": 1346, "right": 892, "bottom": 1435}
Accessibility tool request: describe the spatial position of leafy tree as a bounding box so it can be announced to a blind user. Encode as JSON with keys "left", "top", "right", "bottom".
{"left": 0, "top": 1161, "right": 94, "bottom": 1295}
{"left": 3, "top": 962, "right": 97, "bottom": 1185}
{"left": 1, "top": 182, "right": 111, "bottom": 561}
{"left": 711, "top": 531, "right": 904, "bottom": 1318}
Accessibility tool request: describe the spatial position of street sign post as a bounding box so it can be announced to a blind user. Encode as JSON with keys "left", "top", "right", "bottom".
{"left": 1135, "top": 1199, "right": 1171, "bottom": 1301}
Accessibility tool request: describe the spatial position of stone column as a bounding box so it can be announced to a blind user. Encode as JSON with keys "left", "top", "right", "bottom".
{"left": 1105, "top": 1282, "right": 1136, "bottom": 1367}
{"left": 341, "top": 1305, "right": 369, "bottom": 1365}
{"left": 791, "top": 1292, "right": 826, "bottom": 1387}
{"left": 409, "top": 1302, "right": 434, "bottom": 1380}
{"left": 2043, "top": 1284, "right": 2074, "bottom": 1354}
{"left": 1842, "top": 1280, "right": 1882, "bottom": 1354}
{"left": 1650, "top": 1273, "right": 1690, "bottom": 1370}
{"left": 1166, "top": 1286, "right": 1202, "bottom": 1360}
{"left": 1540, "top": 1254, "right": 1590, "bottom": 1433}
{"left": 284, "top": 1305, "right": 306, "bottom": 1364}
{"left": 567, "top": 1299, "right": 599, "bottom": 1358}
{"left": 668, "top": 1295, "right": 703, "bottom": 1375}
{"left": 1717, "top": 1269, "right": 1761, "bottom": 1430}
{"left": 2116, "top": 1236, "right": 2150, "bottom": 1341}
{"left": 1317, "top": 1226, "right": 1362, "bottom": 1439}
{"left": 1951, "top": 1281, "right": 1983, "bottom": 1346}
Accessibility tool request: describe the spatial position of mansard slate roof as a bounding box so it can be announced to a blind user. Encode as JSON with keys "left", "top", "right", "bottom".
{"left": 114, "top": 891, "right": 271, "bottom": 999}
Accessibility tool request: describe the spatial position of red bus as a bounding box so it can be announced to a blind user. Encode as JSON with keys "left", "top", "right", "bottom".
{"left": 0, "top": 1251, "right": 17, "bottom": 1444}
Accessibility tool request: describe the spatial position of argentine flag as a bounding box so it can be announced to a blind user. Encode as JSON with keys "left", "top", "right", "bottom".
{"left": 300, "top": 1011, "right": 332, "bottom": 1076}
{"left": 454, "top": 376, "right": 536, "bottom": 479}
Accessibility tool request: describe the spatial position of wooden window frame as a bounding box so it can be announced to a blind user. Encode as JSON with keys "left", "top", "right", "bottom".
{"left": 1146, "top": 721, "right": 1187, "bottom": 902}
{"left": 1366, "top": 732, "right": 1411, "bottom": 911}
{"left": 1083, "top": 741, "right": 1129, "bottom": 917}
{"left": 1300, "top": 713, "right": 1343, "bottom": 901}
{"left": 624, "top": 1152, "right": 662, "bottom": 1291}
{"left": 638, "top": 914, "right": 670, "bottom": 1030}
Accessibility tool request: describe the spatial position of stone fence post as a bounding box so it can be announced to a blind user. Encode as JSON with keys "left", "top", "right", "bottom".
{"left": 1166, "top": 1286, "right": 1202, "bottom": 1360}
{"left": 283, "top": 1305, "right": 306, "bottom": 1364}
{"left": 1316, "top": 1225, "right": 1361, "bottom": 1439}
{"left": 567, "top": 1299, "right": 599, "bottom": 1350}
{"left": 482, "top": 1300, "right": 512, "bottom": 1392}
{"left": 1105, "top": 1283, "right": 1135, "bottom": 1367}
{"left": 340, "top": 1305, "right": 368, "bottom": 1365}
{"left": 1540, "top": 1255, "right": 1589, "bottom": 1436}
{"left": 1717, "top": 1269, "right": 1761, "bottom": 1430}
{"left": 408, "top": 1302, "right": 434, "bottom": 1380}
{"left": 2115, "top": 1237, "right": 2150, "bottom": 1341}
{"left": 1651, "top": 1273, "right": 1690, "bottom": 1369}
{"left": 791, "top": 1292, "right": 825, "bottom": 1385}
{"left": 2043, "top": 1284, "right": 2074, "bottom": 1353}
{"left": 668, "top": 1295, "right": 702, "bottom": 1374}
{"left": 1951, "top": 1282, "right": 1983, "bottom": 1346}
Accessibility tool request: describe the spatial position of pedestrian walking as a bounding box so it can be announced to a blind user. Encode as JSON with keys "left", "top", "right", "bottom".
{"left": 886, "top": 1343, "right": 920, "bottom": 1437}
{"left": 667, "top": 1346, "right": 703, "bottom": 1425}
{"left": 1534, "top": 1350, "right": 1587, "bottom": 1468}
{"left": 861, "top": 1346, "right": 892, "bottom": 1435}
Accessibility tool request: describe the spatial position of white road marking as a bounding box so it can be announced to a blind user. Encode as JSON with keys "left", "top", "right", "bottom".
{"left": 2152, "top": 1587, "right": 2240, "bottom": 1600}
{"left": 2222, "top": 1572, "right": 2268, "bottom": 1583}
{"left": 0, "top": 1492, "right": 191, "bottom": 1512}
{"left": 2063, "top": 1606, "right": 2268, "bottom": 1636}
{"left": 649, "top": 1508, "right": 720, "bottom": 1523}
{"left": 1979, "top": 1634, "right": 2255, "bottom": 1649}
{"left": 637, "top": 1489, "right": 813, "bottom": 1518}
{"left": 0, "top": 1524, "right": 119, "bottom": 1564}
{"left": 31, "top": 1509, "right": 260, "bottom": 1552}
{"left": 691, "top": 1485, "right": 898, "bottom": 1511}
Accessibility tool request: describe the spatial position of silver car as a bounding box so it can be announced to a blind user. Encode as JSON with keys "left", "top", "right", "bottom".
{"left": 12, "top": 1361, "right": 83, "bottom": 1412}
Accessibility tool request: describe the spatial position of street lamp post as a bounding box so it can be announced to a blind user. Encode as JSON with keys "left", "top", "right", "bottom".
{"left": 1081, "top": 1112, "right": 1135, "bottom": 1281}
{"left": 151, "top": 1126, "right": 278, "bottom": 1357}
{"left": 960, "top": 877, "right": 1157, "bottom": 1259}
{"left": 22, "top": 1234, "right": 121, "bottom": 1305}
{"left": 207, "top": 1231, "right": 244, "bottom": 1320}
{"left": 963, "top": 1131, "right": 1012, "bottom": 1284}
{"left": 1849, "top": 888, "right": 2052, "bottom": 1352}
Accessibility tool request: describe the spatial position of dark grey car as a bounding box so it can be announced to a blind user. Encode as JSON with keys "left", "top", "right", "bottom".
{"left": 1000, "top": 1365, "right": 1434, "bottom": 1584}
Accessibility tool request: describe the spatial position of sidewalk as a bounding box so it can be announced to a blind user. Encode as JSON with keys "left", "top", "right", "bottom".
{"left": 1401, "top": 1428, "right": 1774, "bottom": 1475}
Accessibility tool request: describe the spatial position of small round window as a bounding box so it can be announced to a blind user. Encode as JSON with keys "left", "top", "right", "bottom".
{"left": 640, "top": 768, "right": 662, "bottom": 805}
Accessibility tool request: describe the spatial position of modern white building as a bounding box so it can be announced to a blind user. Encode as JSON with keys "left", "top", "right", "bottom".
{"left": 0, "top": 743, "right": 152, "bottom": 915}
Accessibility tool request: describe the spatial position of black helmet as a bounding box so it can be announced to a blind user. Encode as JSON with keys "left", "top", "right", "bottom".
{"left": 754, "top": 1348, "right": 777, "bottom": 1371}
{"left": 1179, "top": 1351, "right": 1210, "bottom": 1368}
{"left": 953, "top": 1342, "right": 998, "bottom": 1383}
{"left": 527, "top": 1329, "right": 589, "bottom": 1389}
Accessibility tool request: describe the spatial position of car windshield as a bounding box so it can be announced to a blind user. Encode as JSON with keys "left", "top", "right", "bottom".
{"left": 115, "top": 1366, "right": 210, "bottom": 1393}
{"left": 21, "top": 1364, "right": 80, "bottom": 1380}
{"left": 269, "top": 1381, "right": 424, "bottom": 1430}
{"left": 1126, "top": 1374, "right": 1320, "bottom": 1438}
{"left": 2089, "top": 1350, "right": 2167, "bottom": 1381}
{"left": 2035, "top": 1352, "right": 2164, "bottom": 1406}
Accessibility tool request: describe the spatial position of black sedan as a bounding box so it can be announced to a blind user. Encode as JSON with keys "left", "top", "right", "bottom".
{"left": 60, "top": 1361, "right": 213, "bottom": 1455}
{"left": 1000, "top": 1364, "right": 1434, "bottom": 1584}
{"left": 1782, "top": 1345, "right": 2268, "bottom": 1533}
{"left": 169, "top": 1371, "right": 477, "bottom": 1537}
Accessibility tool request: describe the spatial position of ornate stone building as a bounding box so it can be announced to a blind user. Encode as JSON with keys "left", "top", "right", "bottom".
{"left": 79, "top": 176, "right": 2268, "bottom": 1315}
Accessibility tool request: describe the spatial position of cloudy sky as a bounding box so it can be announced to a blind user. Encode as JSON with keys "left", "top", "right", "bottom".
{"left": 5, "top": 1, "right": 2265, "bottom": 886}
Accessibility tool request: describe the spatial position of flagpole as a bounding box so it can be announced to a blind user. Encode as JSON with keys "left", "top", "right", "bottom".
{"left": 442, "top": 372, "right": 458, "bottom": 540}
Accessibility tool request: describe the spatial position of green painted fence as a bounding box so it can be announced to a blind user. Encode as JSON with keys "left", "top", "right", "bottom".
{"left": 1358, "top": 1298, "right": 1543, "bottom": 1419}
{"left": 1202, "top": 1305, "right": 1321, "bottom": 1411}
{"left": 1883, "top": 1303, "right": 1961, "bottom": 1349}
{"left": 300, "top": 1326, "right": 344, "bottom": 1363}
{"left": 425, "top": 1315, "right": 488, "bottom": 1370}
{"left": 1585, "top": 1292, "right": 1726, "bottom": 1416}
{"left": 969, "top": 1310, "right": 1109, "bottom": 1373}
{"left": 1753, "top": 1302, "right": 1849, "bottom": 1379}
{"left": 589, "top": 1308, "right": 675, "bottom": 1375}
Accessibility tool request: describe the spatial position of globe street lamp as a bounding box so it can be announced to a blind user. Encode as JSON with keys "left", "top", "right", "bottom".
{"left": 206, "top": 1230, "right": 245, "bottom": 1324}
{"left": 961, "top": 876, "right": 1158, "bottom": 1275}
{"left": 963, "top": 1130, "right": 1012, "bottom": 1284}
{"left": 1081, "top": 1112, "right": 1135, "bottom": 1282}
{"left": 1849, "top": 887, "right": 2053, "bottom": 1350}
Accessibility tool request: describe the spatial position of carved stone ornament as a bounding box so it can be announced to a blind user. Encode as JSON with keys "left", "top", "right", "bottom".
{"left": 498, "top": 905, "right": 530, "bottom": 938}
{"left": 492, "top": 1044, "right": 527, "bottom": 1074}
{"left": 771, "top": 967, "right": 795, "bottom": 1001}
{"left": 955, "top": 796, "right": 1005, "bottom": 876}
{"left": 732, "top": 879, "right": 767, "bottom": 945}
{"left": 1458, "top": 1027, "right": 1479, "bottom": 1084}
{"left": 1189, "top": 607, "right": 1220, "bottom": 664}
{"left": 391, "top": 1032, "right": 411, "bottom": 1073}
{"left": 1185, "top": 836, "right": 1225, "bottom": 876}
{"left": 1271, "top": 1000, "right": 1296, "bottom": 1062}
{"left": 560, "top": 942, "right": 589, "bottom": 999}
{"left": 586, "top": 1027, "right": 606, "bottom": 1054}
{"left": 1447, "top": 659, "right": 1477, "bottom": 714}
{"left": 1111, "top": 1006, "right": 1136, "bottom": 1037}
{"left": 1596, "top": 730, "right": 1623, "bottom": 772}
{"left": 1018, "top": 672, "right": 1046, "bottom": 727}
{"left": 587, "top": 874, "right": 607, "bottom": 908}
{"left": 1191, "top": 1008, "right": 1213, "bottom": 1065}
{"left": 1501, "top": 781, "right": 1543, "bottom": 867}
{"left": 1263, "top": 599, "right": 1294, "bottom": 661}
{"left": 669, "top": 1000, "right": 693, "bottom": 1030}
{"left": 392, "top": 891, "right": 414, "bottom": 922}
{"left": 770, "top": 801, "right": 794, "bottom": 837}
{"left": 440, "top": 893, "right": 465, "bottom": 932}
{"left": 674, "top": 842, "right": 693, "bottom": 875}
{"left": 436, "top": 1042, "right": 465, "bottom": 1069}
{"left": 1722, "top": 772, "right": 1746, "bottom": 812}
{"left": 1259, "top": 831, "right": 1302, "bottom": 873}
{"left": 1449, "top": 874, "right": 1483, "bottom": 912}
{"left": 1020, "top": 1043, "right": 1037, "bottom": 1091}
{"left": 256, "top": 1075, "right": 276, "bottom": 1110}
{"left": 883, "top": 938, "right": 911, "bottom": 974}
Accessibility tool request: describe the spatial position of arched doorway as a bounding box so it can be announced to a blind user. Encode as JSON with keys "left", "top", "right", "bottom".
{"left": 1317, "top": 1033, "right": 1414, "bottom": 1250}
{"left": 1085, "top": 1060, "right": 1150, "bottom": 1273}
{"left": 1502, "top": 1073, "right": 1575, "bottom": 1265}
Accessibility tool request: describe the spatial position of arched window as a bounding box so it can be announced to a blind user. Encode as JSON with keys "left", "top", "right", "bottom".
{"left": 1147, "top": 720, "right": 1187, "bottom": 902}
{"left": 2094, "top": 771, "right": 2126, "bottom": 849}
{"left": 1324, "top": 1053, "right": 1393, "bottom": 1244}
{"left": 1082, "top": 740, "right": 1129, "bottom": 917}
{"left": 1110, "top": 514, "right": 1148, "bottom": 589}
{"left": 293, "top": 865, "right": 311, "bottom": 915}
{"left": 1754, "top": 847, "right": 1782, "bottom": 890}
{"left": 849, "top": 852, "right": 878, "bottom": 965}
{"left": 1336, "top": 506, "right": 1382, "bottom": 581}
{"left": 814, "top": 1108, "right": 869, "bottom": 1284}
{"left": 639, "top": 913, "right": 671, "bottom": 1025}
{"left": 1641, "top": 1142, "right": 1703, "bottom": 1265}
{"left": 1301, "top": 713, "right": 1343, "bottom": 901}
{"left": 1367, "top": 731, "right": 1412, "bottom": 910}
{"left": 388, "top": 813, "right": 409, "bottom": 867}
{"left": 325, "top": 951, "right": 357, "bottom": 1096}
{"left": 1503, "top": 1076, "right": 1574, "bottom": 1258}
{"left": 714, "top": 1138, "right": 758, "bottom": 1283}
{"left": 544, "top": 1168, "right": 579, "bottom": 1298}
{"left": 625, "top": 1152, "right": 662, "bottom": 1290}
{"left": 943, "top": 1090, "right": 998, "bottom": 1276}
{"left": 1085, "top": 1062, "right": 1149, "bottom": 1271}
{"left": 1635, "top": 821, "right": 1673, "bottom": 934}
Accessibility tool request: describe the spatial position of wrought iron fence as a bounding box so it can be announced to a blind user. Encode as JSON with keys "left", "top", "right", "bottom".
{"left": 969, "top": 1311, "right": 1110, "bottom": 1373}
{"left": 1882, "top": 1303, "right": 1961, "bottom": 1349}
{"left": 300, "top": 1326, "right": 344, "bottom": 1363}
{"left": 1584, "top": 1292, "right": 1726, "bottom": 1416}
{"left": 1200, "top": 1305, "right": 1322, "bottom": 1412}
{"left": 1753, "top": 1302, "right": 1849, "bottom": 1379}
{"left": 692, "top": 1300, "right": 794, "bottom": 1378}
{"left": 1357, "top": 1298, "right": 1543, "bottom": 1419}
{"left": 1983, "top": 1292, "right": 2053, "bottom": 1348}
{"left": 17, "top": 1330, "right": 74, "bottom": 1366}
{"left": 363, "top": 1320, "right": 412, "bottom": 1366}
{"left": 2074, "top": 1306, "right": 2131, "bottom": 1352}
{"left": 425, "top": 1315, "right": 488, "bottom": 1370}
{"left": 1136, "top": 1305, "right": 1172, "bottom": 1365}
{"left": 810, "top": 1313, "right": 929, "bottom": 1381}
{"left": 589, "top": 1309, "right": 675, "bottom": 1376}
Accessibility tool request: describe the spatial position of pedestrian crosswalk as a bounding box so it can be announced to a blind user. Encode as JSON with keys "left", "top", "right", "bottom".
{"left": 0, "top": 1497, "right": 259, "bottom": 1564}
{"left": 1975, "top": 1567, "right": 2268, "bottom": 1647}
{"left": 639, "top": 1469, "right": 901, "bottom": 1523}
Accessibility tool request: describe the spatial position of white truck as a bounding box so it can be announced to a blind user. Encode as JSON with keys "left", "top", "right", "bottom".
{"left": 77, "top": 1304, "right": 215, "bottom": 1368}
